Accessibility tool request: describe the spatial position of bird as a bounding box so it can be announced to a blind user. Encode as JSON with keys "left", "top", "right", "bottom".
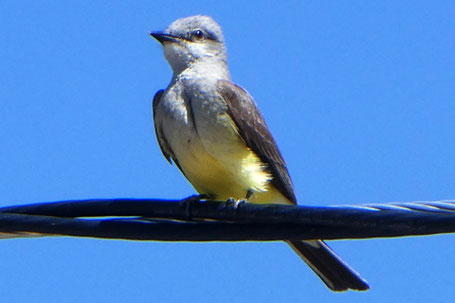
{"left": 150, "top": 15, "right": 369, "bottom": 291}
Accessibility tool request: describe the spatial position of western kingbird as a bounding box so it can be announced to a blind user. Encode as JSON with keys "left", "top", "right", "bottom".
{"left": 150, "top": 15, "right": 369, "bottom": 291}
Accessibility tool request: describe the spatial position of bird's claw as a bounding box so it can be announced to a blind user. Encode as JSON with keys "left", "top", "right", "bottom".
{"left": 225, "top": 198, "right": 247, "bottom": 210}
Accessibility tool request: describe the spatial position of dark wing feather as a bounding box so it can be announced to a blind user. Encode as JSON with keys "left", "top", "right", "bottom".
{"left": 217, "top": 82, "right": 369, "bottom": 291}
{"left": 216, "top": 80, "right": 297, "bottom": 204}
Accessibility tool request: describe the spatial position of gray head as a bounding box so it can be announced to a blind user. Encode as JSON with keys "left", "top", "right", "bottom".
{"left": 151, "top": 15, "right": 227, "bottom": 74}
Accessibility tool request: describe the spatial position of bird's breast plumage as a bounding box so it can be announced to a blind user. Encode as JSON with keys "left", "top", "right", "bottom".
{"left": 156, "top": 75, "right": 274, "bottom": 201}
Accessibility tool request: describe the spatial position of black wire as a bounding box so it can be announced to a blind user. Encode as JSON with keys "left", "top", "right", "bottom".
{"left": 0, "top": 198, "right": 454, "bottom": 241}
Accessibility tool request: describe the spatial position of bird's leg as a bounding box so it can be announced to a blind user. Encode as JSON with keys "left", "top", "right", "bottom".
{"left": 246, "top": 189, "right": 254, "bottom": 200}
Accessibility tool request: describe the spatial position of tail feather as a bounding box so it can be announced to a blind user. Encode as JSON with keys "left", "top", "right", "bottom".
{"left": 287, "top": 240, "right": 369, "bottom": 291}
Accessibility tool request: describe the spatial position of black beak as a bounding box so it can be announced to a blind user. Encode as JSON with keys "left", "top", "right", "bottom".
{"left": 149, "top": 32, "right": 180, "bottom": 44}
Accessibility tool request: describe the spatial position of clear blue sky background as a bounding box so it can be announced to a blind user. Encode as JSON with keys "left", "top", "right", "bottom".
{"left": 1, "top": 1, "right": 454, "bottom": 302}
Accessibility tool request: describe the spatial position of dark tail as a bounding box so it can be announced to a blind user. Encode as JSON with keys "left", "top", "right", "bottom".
{"left": 287, "top": 240, "right": 369, "bottom": 291}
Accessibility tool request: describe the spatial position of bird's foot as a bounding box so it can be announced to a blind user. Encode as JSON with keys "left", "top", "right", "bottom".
{"left": 225, "top": 198, "right": 247, "bottom": 210}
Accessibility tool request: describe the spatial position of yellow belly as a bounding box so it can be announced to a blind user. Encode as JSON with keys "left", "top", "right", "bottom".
{"left": 174, "top": 134, "right": 291, "bottom": 205}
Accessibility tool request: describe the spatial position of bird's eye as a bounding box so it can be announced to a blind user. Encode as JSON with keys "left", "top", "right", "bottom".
{"left": 192, "top": 30, "right": 204, "bottom": 40}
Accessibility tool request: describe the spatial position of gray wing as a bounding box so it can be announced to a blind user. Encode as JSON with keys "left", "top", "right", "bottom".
{"left": 153, "top": 90, "right": 190, "bottom": 178}
{"left": 216, "top": 80, "right": 297, "bottom": 204}
{"left": 153, "top": 90, "right": 173, "bottom": 164}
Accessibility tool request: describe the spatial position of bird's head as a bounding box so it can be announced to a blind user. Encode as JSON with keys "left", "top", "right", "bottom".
{"left": 151, "top": 15, "right": 227, "bottom": 74}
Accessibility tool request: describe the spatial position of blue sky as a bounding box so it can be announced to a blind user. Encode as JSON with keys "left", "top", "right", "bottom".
{"left": 1, "top": 1, "right": 454, "bottom": 302}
